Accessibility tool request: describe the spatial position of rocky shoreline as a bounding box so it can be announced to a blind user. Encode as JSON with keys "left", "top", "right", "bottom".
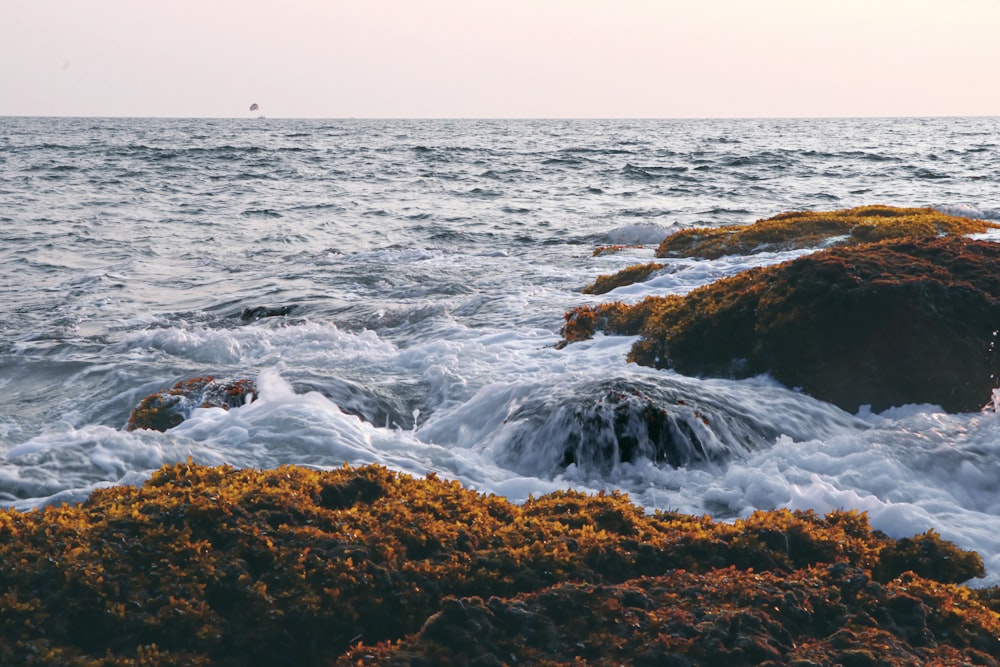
{"left": 562, "top": 206, "right": 1000, "bottom": 413}
{"left": 1, "top": 462, "right": 996, "bottom": 666}
{"left": 7, "top": 205, "right": 1000, "bottom": 665}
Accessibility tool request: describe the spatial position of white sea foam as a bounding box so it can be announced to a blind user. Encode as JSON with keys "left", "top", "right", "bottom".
{"left": 120, "top": 321, "right": 397, "bottom": 366}
{"left": 602, "top": 222, "right": 674, "bottom": 245}
{"left": 6, "top": 363, "right": 999, "bottom": 586}
{"left": 934, "top": 202, "right": 1000, "bottom": 221}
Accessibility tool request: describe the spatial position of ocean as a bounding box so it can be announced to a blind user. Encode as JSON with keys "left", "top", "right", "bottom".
{"left": 3, "top": 116, "right": 1000, "bottom": 586}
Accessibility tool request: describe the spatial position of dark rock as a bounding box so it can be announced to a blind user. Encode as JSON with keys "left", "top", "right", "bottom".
{"left": 240, "top": 305, "right": 296, "bottom": 321}
{"left": 667, "top": 237, "right": 1000, "bottom": 412}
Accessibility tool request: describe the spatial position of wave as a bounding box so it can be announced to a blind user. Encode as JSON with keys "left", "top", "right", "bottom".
{"left": 934, "top": 202, "right": 1000, "bottom": 221}
{"left": 602, "top": 222, "right": 674, "bottom": 245}
{"left": 621, "top": 163, "right": 690, "bottom": 180}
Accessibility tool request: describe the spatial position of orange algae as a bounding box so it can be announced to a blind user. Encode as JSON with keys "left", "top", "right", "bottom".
{"left": 582, "top": 262, "right": 665, "bottom": 295}
{"left": 592, "top": 244, "right": 644, "bottom": 257}
{"left": 0, "top": 462, "right": 995, "bottom": 666}
{"left": 126, "top": 377, "right": 256, "bottom": 432}
{"left": 561, "top": 235, "right": 1000, "bottom": 412}
{"left": 655, "top": 204, "right": 1000, "bottom": 259}
{"left": 557, "top": 295, "right": 681, "bottom": 349}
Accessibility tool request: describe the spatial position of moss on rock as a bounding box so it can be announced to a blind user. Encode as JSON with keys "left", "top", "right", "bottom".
{"left": 655, "top": 205, "right": 999, "bottom": 259}
{"left": 592, "top": 244, "right": 644, "bottom": 257}
{"left": 0, "top": 462, "right": 994, "bottom": 665}
{"left": 557, "top": 295, "right": 681, "bottom": 348}
{"left": 582, "top": 262, "right": 665, "bottom": 295}
{"left": 563, "top": 236, "right": 1000, "bottom": 413}
{"left": 127, "top": 377, "right": 256, "bottom": 432}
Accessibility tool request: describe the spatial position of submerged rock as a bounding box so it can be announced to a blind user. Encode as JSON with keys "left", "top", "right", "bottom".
{"left": 496, "top": 379, "right": 783, "bottom": 472}
{"left": 655, "top": 204, "right": 999, "bottom": 259}
{"left": 126, "top": 376, "right": 256, "bottom": 431}
{"left": 0, "top": 462, "right": 994, "bottom": 666}
{"left": 562, "top": 236, "right": 1000, "bottom": 413}
{"left": 239, "top": 304, "right": 296, "bottom": 321}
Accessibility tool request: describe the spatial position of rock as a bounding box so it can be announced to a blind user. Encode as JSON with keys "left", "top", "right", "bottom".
{"left": 0, "top": 462, "right": 995, "bottom": 666}
{"left": 495, "top": 378, "right": 784, "bottom": 473}
{"left": 592, "top": 244, "right": 645, "bottom": 257}
{"left": 582, "top": 261, "right": 665, "bottom": 295}
{"left": 240, "top": 304, "right": 296, "bottom": 321}
{"left": 557, "top": 295, "right": 675, "bottom": 349}
{"left": 563, "top": 236, "right": 1000, "bottom": 413}
{"left": 874, "top": 529, "right": 986, "bottom": 585}
{"left": 126, "top": 376, "right": 256, "bottom": 431}
{"left": 655, "top": 204, "right": 1000, "bottom": 259}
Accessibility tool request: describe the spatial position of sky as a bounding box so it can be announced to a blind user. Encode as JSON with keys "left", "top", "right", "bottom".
{"left": 3, "top": 0, "right": 999, "bottom": 119}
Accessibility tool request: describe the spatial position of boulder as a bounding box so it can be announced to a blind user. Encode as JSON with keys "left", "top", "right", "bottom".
{"left": 126, "top": 376, "right": 256, "bottom": 431}
{"left": 592, "top": 243, "right": 644, "bottom": 257}
{"left": 563, "top": 236, "right": 1000, "bottom": 413}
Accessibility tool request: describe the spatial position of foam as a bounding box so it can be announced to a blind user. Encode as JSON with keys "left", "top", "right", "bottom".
{"left": 602, "top": 222, "right": 674, "bottom": 246}
{"left": 120, "top": 321, "right": 398, "bottom": 366}
{"left": 934, "top": 202, "right": 1000, "bottom": 222}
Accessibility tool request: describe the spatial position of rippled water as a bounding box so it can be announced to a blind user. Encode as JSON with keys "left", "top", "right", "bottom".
{"left": 3, "top": 116, "right": 1000, "bottom": 584}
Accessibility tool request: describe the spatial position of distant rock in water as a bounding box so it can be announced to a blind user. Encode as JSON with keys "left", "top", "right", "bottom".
{"left": 563, "top": 236, "right": 1000, "bottom": 413}
{"left": 240, "top": 304, "right": 296, "bottom": 321}
{"left": 655, "top": 204, "right": 1000, "bottom": 259}
{"left": 591, "top": 243, "right": 644, "bottom": 257}
{"left": 126, "top": 376, "right": 256, "bottom": 431}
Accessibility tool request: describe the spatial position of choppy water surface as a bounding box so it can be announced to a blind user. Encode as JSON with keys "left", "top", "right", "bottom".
{"left": 3, "top": 116, "right": 1000, "bottom": 584}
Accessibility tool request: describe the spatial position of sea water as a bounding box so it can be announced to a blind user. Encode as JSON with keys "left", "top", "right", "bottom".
{"left": 3, "top": 116, "right": 1000, "bottom": 585}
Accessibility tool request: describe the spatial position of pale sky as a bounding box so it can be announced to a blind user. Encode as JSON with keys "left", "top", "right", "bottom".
{"left": 3, "top": 0, "right": 999, "bottom": 118}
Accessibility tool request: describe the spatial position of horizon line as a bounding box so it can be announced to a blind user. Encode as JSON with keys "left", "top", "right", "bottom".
{"left": 3, "top": 113, "right": 1000, "bottom": 122}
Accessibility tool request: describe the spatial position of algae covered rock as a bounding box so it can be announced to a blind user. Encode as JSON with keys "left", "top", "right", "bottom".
{"left": 0, "top": 462, "right": 994, "bottom": 666}
{"left": 592, "top": 243, "right": 644, "bottom": 257}
{"left": 655, "top": 204, "right": 999, "bottom": 259}
{"left": 340, "top": 568, "right": 1000, "bottom": 667}
{"left": 564, "top": 236, "right": 1000, "bottom": 413}
{"left": 582, "top": 261, "right": 665, "bottom": 295}
{"left": 126, "top": 376, "right": 256, "bottom": 431}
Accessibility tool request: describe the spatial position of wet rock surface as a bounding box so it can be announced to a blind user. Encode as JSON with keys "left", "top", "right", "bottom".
{"left": 496, "top": 379, "right": 784, "bottom": 472}
{"left": 126, "top": 376, "right": 257, "bottom": 431}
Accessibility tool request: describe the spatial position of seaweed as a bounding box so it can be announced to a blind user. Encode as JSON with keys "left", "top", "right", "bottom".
{"left": 561, "top": 235, "right": 1000, "bottom": 412}
{"left": 0, "top": 463, "right": 995, "bottom": 665}
{"left": 655, "top": 204, "right": 1000, "bottom": 259}
{"left": 582, "top": 262, "right": 665, "bottom": 295}
{"left": 127, "top": 377, "right": 256, "bottom": 432}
